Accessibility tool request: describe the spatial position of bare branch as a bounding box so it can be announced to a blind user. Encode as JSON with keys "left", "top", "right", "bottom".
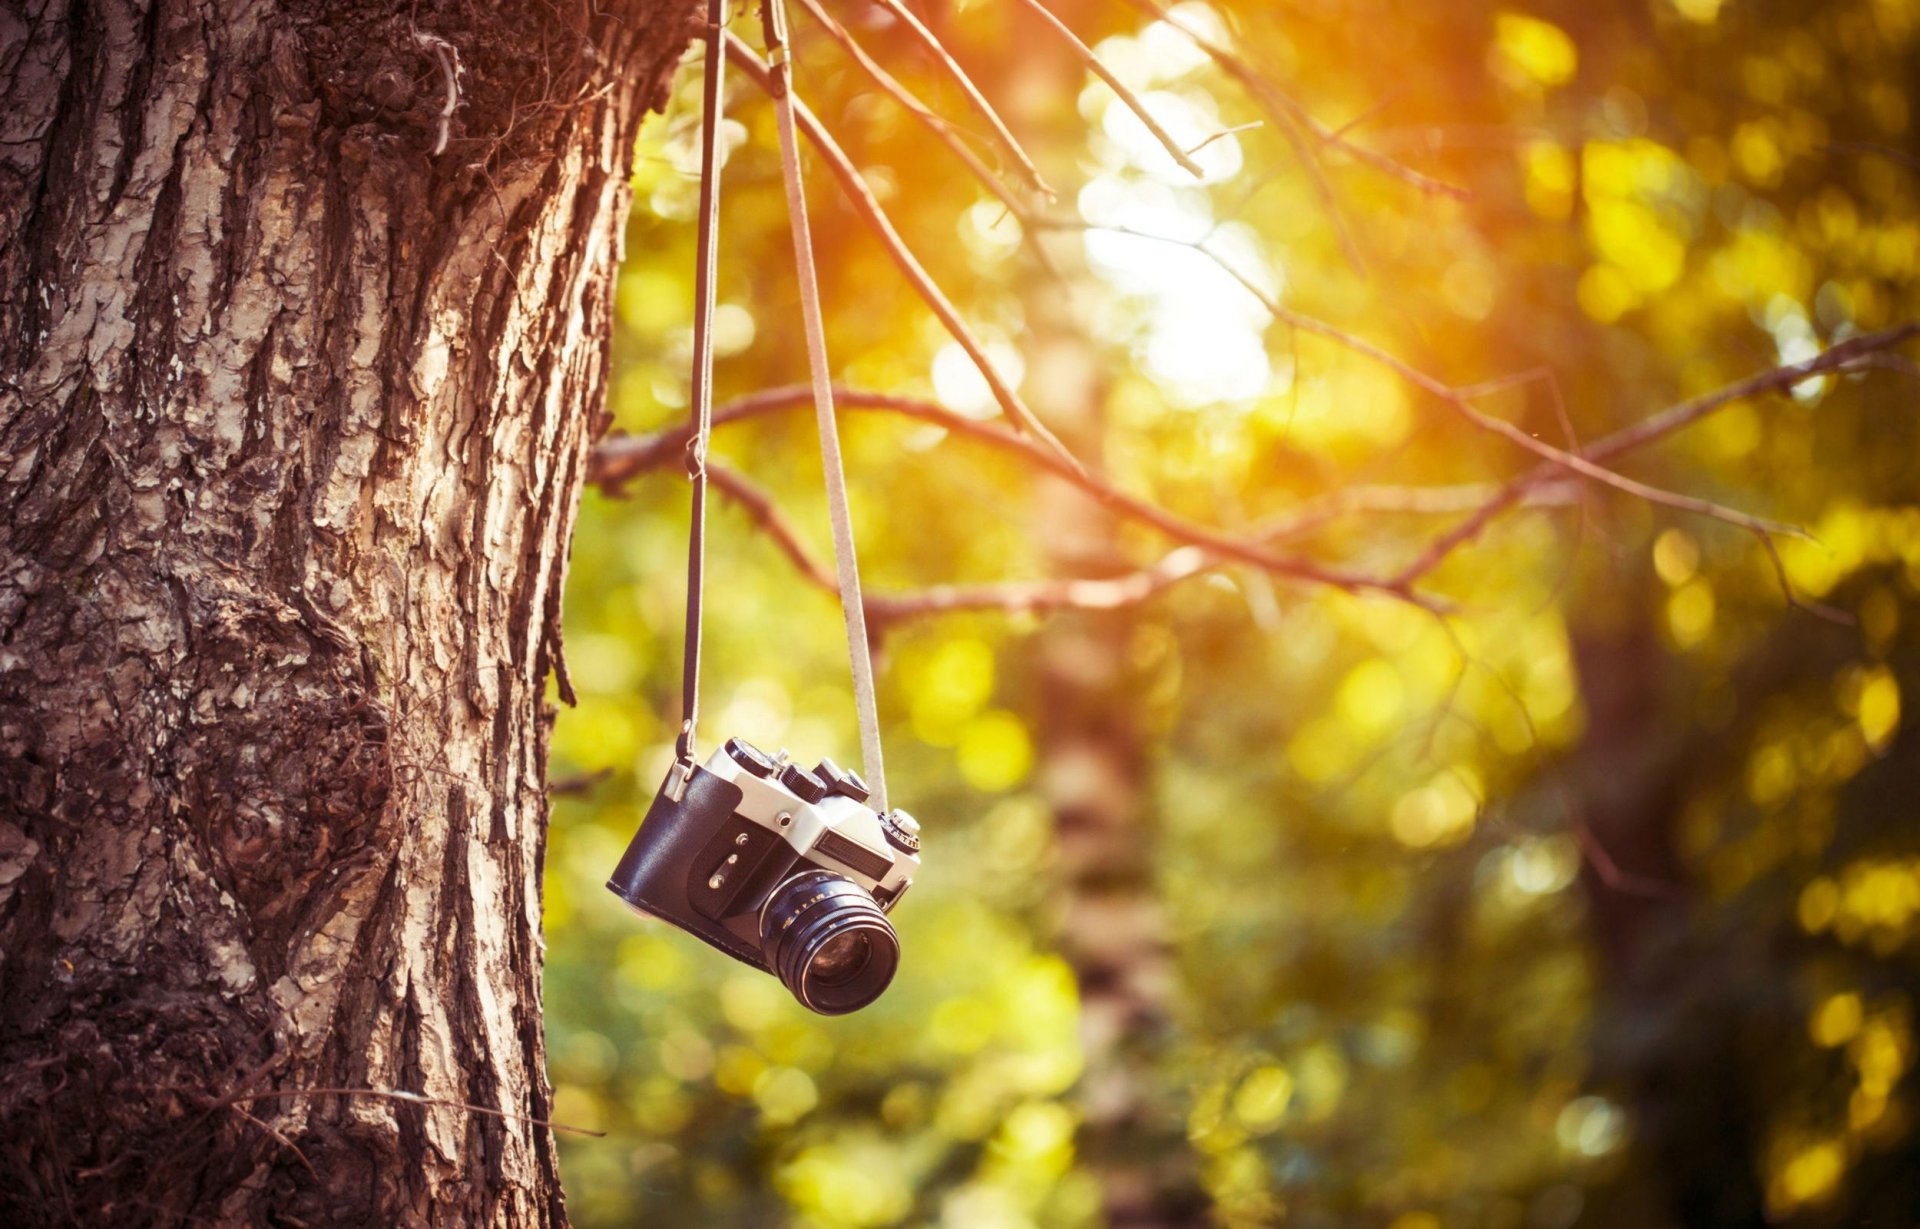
{"left": 1447, "top": 382, "right": 1809, "bottom": 543}
{"left": 594, "top": 384, "right": 1429, "bottom": 602}
{"left": 793, "top": 0, "right": 1029, "bottom": 216}
{"left": 1396, "top": 323, "right": 1920, "bottom": 585}
{"left": 868, "top": 547, "right": 1215, "bottom": 623}
{"left": 1011, "top": 0, "right": 1206, "bottom": 179}
{"left": 1581, "top": 323, "right": 1920, "bottom": 467}
{"left": 1749, "top": 525, "right": 1855, "bottom": 626}
{"left": 1039, "top": 215, "right": 1821, "bottom": 547}
{"left": 593, "top": 322, "right": 1914, "bottom": 626}
{"left": 866, "top": 0, "right": 1056, "bottom": 198}
{"left": 707, "top": 463, "right": 840, "bottom": 594}
{"left": 595, "top": 386, "right": 1078, "bottom": 490}
{"left": 1417, "top": 609, "right": 1681, "bottom": 899}
{"left": 724, "top": 36, "right": 1088, "bottom": 477}
{"left": 703, "top": 463, "right": 1219, "bottom": 622}
{"left": 1121, "top": 0, "right": 1470, "bottom": 202}
{"left": 1187, "top": 120, "right": 1264, "bottom": 157}
{"left": 1252, "top": 480, "right": 1581, "bottom": 543}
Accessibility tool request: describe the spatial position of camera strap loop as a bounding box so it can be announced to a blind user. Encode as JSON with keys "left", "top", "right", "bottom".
{"left": 762, "top": 0, "right": 890, "bottom": 813}
{"left": 678, "top": 0, "right": 729, "bottom": 783}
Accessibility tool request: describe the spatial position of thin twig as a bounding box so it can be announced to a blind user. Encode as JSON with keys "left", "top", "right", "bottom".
{"left": 1188, "top": 120, "right": 1263, "bottom": 157}
{"left": 1040, "top": 215, "right": 1819, "bottom": 548}
{"left": 594, "top": 386, "right": 1078, "bottom": 490}
{"left": 691, "top": 463, "right": 1573, "bottom": 623}
{"left": 1122, "top": 0, "right": 1470, "bottom": 201}
{"left": 869, "top": 547, "right": 1214, "bottom": 622}
{"left": 1012, "top": 0, "right": 1205, "bottom": 178}
{"left": 1327, "top": 87, "right": 1407, "bottom": 142}
{"left": 1108, "top": 0, "right": 1370, "bottom": 269}
{"left": 1250, "top": 479, "right": 1581, "bottom": 543}
{"left": 724, "top": 36, "right": 1088, "bottom": 478}
{"left": 710, "top": 464, "right": 1218, "bottom": 622}
{"left": 867, "top": 0, "right": 1056, "bottom": 198}
{"left": 709, "top": 464, "right": 839, "bottom": 592}
{"left": 794, "top": 0, "right": 1029, "bottom": 215}
{"left": 1823, "top": 140, "right": 1920, "bottom": 175}
{"left": 1396, "top": 323, "right": 1920, "bottom": 585}
{"left": 1582, "top": 324, "right": 1920, "bottom": 466}
{"left": 594, "top": 322, "right": 1914, "bottom": 623}
{"left": 1447, "top": 384, "right": 1807, "bottom": 543}
{"left": 1420, "top": 610, "right": 1680, "bottom": 899}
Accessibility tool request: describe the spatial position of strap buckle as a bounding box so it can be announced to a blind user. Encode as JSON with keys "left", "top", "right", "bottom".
{"left": 667, "top": 722, "right": 698, "bottom": 802}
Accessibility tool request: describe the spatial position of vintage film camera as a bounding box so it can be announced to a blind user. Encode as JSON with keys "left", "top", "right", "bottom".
{"left": 608, "top": 737, "right": 921, "bottom": 1015}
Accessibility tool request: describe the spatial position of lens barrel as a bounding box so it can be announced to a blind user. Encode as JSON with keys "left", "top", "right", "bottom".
{"left": 759, "top": 870, "right": 900, "bottom": 1015}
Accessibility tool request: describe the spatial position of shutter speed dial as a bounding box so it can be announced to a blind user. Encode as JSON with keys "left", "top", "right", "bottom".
{"left": 723, "top": 736, "right": 779, "bottom": 779}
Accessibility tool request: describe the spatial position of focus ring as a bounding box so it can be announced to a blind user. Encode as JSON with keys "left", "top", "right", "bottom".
{"left": 759, "top": 870, "right": 900, "bottom": 1015}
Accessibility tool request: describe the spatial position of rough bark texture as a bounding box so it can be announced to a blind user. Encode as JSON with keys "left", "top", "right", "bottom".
{"left": 0, "top": 1, "right": 697, "bottom": 1223}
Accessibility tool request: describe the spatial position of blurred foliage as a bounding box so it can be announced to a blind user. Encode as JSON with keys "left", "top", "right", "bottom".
{"left": 543, "top": 0, "right": 1920, "bottom": 1225}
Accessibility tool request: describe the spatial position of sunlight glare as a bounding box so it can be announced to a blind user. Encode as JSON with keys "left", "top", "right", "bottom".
{"left": 1078, "top": 175, "right": 1277, "bottom": 408}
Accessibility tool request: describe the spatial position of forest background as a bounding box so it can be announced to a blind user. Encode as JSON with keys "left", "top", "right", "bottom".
{"left": 543, "top": 1, "right": 1920, "bottom": 1226}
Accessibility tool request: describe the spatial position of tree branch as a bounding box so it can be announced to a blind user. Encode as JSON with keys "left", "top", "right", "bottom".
{"left": 1037, "top": 216, "right": 1828, "bottom": 550}
{"left": 724, "top": 35, "right": 1087, "bottom": 477}
{"left": 1012, "top": 0, "right": 1205, "bottom": 179}
{"left": 695, "top": 463, "right": 1218, "bottom": 623}
{"left": 1394, "top": 323, "right": 1920, "bottom": 585}
{"left": 866, "top": 0, "right": 1056, "bottom": 198}
{"left": 706, "top": 463, "right": 839, "bottom": 594}
{"left": 793, "top": 0, "right": 1028, "bottom": 216}
{"left": 594, "top": 323, "right": 1916, "bottom": 625}
{"left": 594, "top": 384, "right": 1428, "bottom": 602}
{"left": 1120, "top": 0, "right": 1470, "bottom": 202}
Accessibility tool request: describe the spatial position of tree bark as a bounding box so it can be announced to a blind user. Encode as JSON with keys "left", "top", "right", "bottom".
{"left": 0, "top": 1, "right": 696, "bottom": 1223}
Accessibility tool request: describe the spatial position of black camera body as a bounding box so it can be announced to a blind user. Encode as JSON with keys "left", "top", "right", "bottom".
{"left": 608, "top": 737, "right": 921, "bottom": 1014}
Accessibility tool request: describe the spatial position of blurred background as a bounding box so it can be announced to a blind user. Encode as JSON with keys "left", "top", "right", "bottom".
{"left": 542, "top": 0, "right": 1920, "bottom": 1225}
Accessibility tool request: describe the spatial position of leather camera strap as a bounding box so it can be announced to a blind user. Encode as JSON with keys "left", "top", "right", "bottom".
{"left": 675, "top": 0, "right": 728, "bottom": 785}
{"left": 763, "top": 0, "right": 890, "bottom": 813}
{"left": 676, "top": 0, "right": 891, "bottom": 813}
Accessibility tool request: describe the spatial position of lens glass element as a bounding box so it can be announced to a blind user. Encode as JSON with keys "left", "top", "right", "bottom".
{"left": 759, "top": 871, "right": 899, "bottom": 1014}
{"left": 808, "top": 931, "right": 872, "bottom": 987}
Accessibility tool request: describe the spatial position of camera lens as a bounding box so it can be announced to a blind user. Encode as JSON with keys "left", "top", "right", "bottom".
{"left": 759, "top": 870, "right": 899, "bottom": 1015}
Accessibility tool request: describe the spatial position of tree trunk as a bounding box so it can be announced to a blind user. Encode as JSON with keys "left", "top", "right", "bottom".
{"left": 1563, "top": 589, "right": 1855, "bottom": 1228}
{"left": 1036, "top": 604, "right": 1204, "bottom": 1229}
{"left": 1566, "top": 619, "right": 1771, "bottom": 1228}
{"left": 0, "top": 1, "right": 696, "bottom": 1223}
{"left": 1024, "top": 323, "right": 1205, "bottom": 1229}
